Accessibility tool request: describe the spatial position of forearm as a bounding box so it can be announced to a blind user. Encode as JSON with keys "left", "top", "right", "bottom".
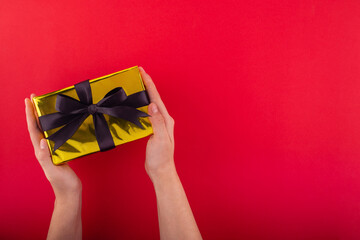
{"left": 152, "top": 167, "right": 202, "bottom": 240}
{"left": 47, "top": 192, "right": 82, "bottom": 240}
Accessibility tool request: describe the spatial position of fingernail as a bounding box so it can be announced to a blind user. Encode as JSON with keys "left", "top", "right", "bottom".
{"left": 151, "top": 103, "right": 158, "bottom": 113}
{"left": 140, "top": 66, "right": 146, "bottom": 73}
{"left": 40, "top": 139, "right": 47, "bottom": 150}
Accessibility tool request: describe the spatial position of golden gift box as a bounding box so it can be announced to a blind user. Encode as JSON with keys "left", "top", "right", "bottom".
{"left": 32, "top": 66, "right": 153, "bottom": 165}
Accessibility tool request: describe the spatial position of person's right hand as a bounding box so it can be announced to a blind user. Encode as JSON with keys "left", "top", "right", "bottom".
{"left": 139, "top": 67, "right": 176, "bottom": 183}
{"left": 140, "top": 67, "right": 202, "bottom": 240}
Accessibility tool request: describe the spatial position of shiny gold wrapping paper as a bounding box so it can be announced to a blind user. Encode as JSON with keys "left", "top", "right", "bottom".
{"left": 32, "top": 66, "right": 153, "bottom": 165}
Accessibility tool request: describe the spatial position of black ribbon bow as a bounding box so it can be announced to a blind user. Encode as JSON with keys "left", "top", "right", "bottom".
{"left": 39, "top": 80, "right": 150, "bottom": 152}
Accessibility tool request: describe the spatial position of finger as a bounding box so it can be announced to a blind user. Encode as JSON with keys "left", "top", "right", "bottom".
{"left": 37, "top": 138, "right": 54, "bottom": 170}
{"left": 139, "top": 66, "right": 175, "bottom": 141}
{"left": 148, "top": 103, "right": 170, "bottom": 141}
{"left": 139, "top": 66, "right": 170, "bottom": 117}
{"left": 25, "top": 98, "right": 43, "bottom": 150}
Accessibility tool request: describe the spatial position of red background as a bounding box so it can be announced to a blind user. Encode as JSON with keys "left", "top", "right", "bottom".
{"left": 1, "top": 0, "right": 360, "bottom": 239}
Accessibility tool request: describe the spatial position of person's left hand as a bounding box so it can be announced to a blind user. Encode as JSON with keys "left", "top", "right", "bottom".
{"left": 25, "top": 94, "right": 82, "bottom": 201}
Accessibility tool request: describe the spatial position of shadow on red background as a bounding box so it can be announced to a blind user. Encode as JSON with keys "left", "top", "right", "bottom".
{"left": 0, "top": 0, "right": 359, "bottom": 239}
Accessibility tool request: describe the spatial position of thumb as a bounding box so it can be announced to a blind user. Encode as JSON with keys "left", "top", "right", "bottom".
{"left": 148, "top": 103, "right": 168, "bottom": 139}
{"left": 37, "top": 138, "right": 54, "bottom": 169}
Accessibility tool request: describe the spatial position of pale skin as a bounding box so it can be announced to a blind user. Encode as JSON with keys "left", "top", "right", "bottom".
{"left": 25, "top": 66, "right": 202, "bottom": 240}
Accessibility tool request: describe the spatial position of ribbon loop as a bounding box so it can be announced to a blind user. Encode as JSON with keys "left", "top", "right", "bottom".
{"left": 39, "top": 80, "right": 150, "bottom": 152}
{"left": 56, "top": 94, "right": 88, "bottom": 113}
{"left": 75, "top": 80, "right": 93, "bottom": 105}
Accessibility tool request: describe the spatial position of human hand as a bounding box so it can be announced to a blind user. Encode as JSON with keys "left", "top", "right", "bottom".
{"left": 25, "top": 94, "right": 82, "bottom": 202}
{"left": 140, "top": 67, "right": 202, "bottom": 240}
{"left": 139, "top": 67, "right": 176, "bottom": 183}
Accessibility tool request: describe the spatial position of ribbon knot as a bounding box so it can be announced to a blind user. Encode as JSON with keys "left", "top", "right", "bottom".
{"left": 39, "top": 80, "right": 150, "bottom": 153}
{"left": 88, "top": 104, "right": 98, "bottom": 114}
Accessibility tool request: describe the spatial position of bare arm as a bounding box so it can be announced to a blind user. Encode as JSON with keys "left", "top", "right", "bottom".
{"left": 25, "top": 95, "right": 82, "bottom": 240}
{"left": 140, "top": 67, "right": 202, "bottom": 240}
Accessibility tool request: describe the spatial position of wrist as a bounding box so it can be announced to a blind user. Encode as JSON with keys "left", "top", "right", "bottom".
{"left": 51, "top": 178, "right": 82, "bottom": 201}
{"left": 54, "top": 188, "right": 82, "bottom": 206}
{"left": 149, "top": 164, "right": 178, "bottom": 187}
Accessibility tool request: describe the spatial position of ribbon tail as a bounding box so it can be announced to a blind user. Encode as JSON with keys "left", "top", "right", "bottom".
{"left": 98, "top": 106, "right": 149, "bottom": 129}
{"left": 93, "top": 113, "right": 115, "bottom": 151}
{"left": 47, "top": 113, "right": 89, "bottom": 152}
